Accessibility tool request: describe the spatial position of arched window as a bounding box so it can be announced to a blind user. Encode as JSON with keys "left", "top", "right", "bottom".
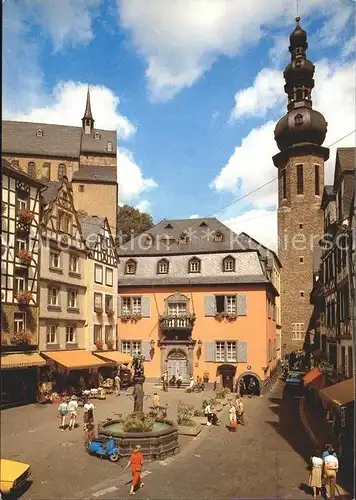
{"left": 223, "top": 255, "right": 235, "bottom": 272}
{"left": 58, "top": 164, "right": 67, "bottom": 180}
{"left": 179, "top": 232, "right": 188, "bottom": 244}
{"left": 188, "top": 257, "right": 201, "bottom": 273}
{"left": 125, "top": 259, "right": 137, "bottom": 275}
{"left": 36, "top": 129, "right": 43, "bottom": 137}
{"left": 157, "top": 258, "right": 169, "bottom": 274}
{"left": 214, "top": 231, "right": 223, "bottom": 242}
{"left": 28, "top": 162, "right": 36, "bottom": 177}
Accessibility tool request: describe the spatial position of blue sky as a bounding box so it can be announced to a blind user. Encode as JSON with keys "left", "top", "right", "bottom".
{"left": 3, "top": 0, "right": 355, "bottom": 248}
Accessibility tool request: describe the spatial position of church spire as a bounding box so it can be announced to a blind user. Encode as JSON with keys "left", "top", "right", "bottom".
{"left": 82, "top": 86, "right": 94, "bottom": 134}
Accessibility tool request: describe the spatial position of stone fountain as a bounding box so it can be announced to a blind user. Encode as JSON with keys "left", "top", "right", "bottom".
{"left": 98, "top": 352, "right": 179, "bottom": 459}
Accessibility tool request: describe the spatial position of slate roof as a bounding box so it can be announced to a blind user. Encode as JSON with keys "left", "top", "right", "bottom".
{"left": 118, "top": 217, "right": 250, "bottom": 256}
{"left": 2, "top": 157, "right": 45, "bottom": 187}
{"left": 337, "top": 148, "right": 355, "bottom": 171}
{"left": 72, "top": 165, "right": 117, "bottom": 183}
{"left": 2, "top": 120, "right": 117, "bottom": 158}
{"left": 78, "top": 215, "right": 106, "bottom": 249}
{"left": 236, "top": 232, "right": 281, "bottom": 268}
{"left": 41, "top": 181, "right": 62, "bottom": 204}
{"left": 118, "top": 274, "right": 270, "bottom": 287}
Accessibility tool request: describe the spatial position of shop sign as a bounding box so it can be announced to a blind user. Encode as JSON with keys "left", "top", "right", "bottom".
{"left": 319, "top": 362, "right": 334, "bottom": 373}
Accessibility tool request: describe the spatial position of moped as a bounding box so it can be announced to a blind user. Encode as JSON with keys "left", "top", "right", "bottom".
{"left": 86, "top": 437, "right": 121, "bottom": 462}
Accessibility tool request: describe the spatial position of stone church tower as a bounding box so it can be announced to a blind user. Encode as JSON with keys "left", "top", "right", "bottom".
{"left": 273, "top": 17, "right": 329, "bottom": 353}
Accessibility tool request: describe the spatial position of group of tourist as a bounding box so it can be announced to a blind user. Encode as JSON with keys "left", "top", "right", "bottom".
{"left": 309, "top": 444, "right": 339, "bottom": 499}
{"left": 57, "top": 395, "right": 95, "bottom": 432}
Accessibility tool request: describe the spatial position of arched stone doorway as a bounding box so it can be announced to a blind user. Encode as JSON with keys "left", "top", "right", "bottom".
{"left": 237, "top": 372, "right": 262, "bottom": 396}
{"left": 166, "top": 348, "right": 188, "bottom": 381}
{"left": 217, "top": 364, "right": 237, "bottom": 392}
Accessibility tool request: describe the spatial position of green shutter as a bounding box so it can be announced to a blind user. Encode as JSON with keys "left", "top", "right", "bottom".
{"left": 236, "top": 295, "right": 247, "bottom": 316}
{"left": 204, "top": 296, "right": 216, "bottom": 316}
{"left": 205, "top": 341, "right": 215, "bottom": 361}
{"left": 237, "top": 341, "right": 247, "bottom": 362}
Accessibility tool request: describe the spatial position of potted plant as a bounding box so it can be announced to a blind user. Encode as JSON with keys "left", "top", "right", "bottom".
{"left": 121, "top": 315, "right": 131, "bottom": 323}
{"left": 13, "top": 331, "right": 34, "bottom": 347}
{"left": 177, "top": 401, "right": 201, "bottom": 436}
{"left": 16, "top": 291, "right": 32, "bottom": 305}
{"left": 18, "top": 208, "right": 35, "bottom": 224}
{"left": 131, "top": 314, "right": 142, "bottom": 323}
{"left": 16, "top": 249, "right": 32, "bottom": 265}
{"left": 226, "top": 314, "right": 237, "bottom": 322}
{"left": 203, "top": 371, "right": 209, "bottom": 383}
{"left": 95, "top": 339, "right": 104, "bottom": 351}
{"left": 106, "top": 338, "right": 115, "bottom": 350}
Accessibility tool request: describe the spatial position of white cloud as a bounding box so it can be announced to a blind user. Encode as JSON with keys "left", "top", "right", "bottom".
{"left": 212, "top": 59, "right": 355, "bottom": 208}
{"left": 342, "top": 35, "right": 356, "bottom": 58}
{"left": 117, "top": 0, "right": 350, "bottom": 100}
{"left": 135, "top": 200, "right": 152, "bottom": 213}
{"left": 6, "top": 81, "right": 136, "bottom": 141}
{"left": 118, "top": 149, "right": 158, "bottom": 204}
{"left": 230, "top": 68, "right": 284, "bottom": 121}
{"left": 189, "top": 214, "right": 201, "bottom": 219}
{"left": 223, "top": 209, "right": 277, "bottom": 251}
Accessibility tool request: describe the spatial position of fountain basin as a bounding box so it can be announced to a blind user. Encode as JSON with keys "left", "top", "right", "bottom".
{"left": 98, "top": 419, "right": 180, "bottom": 459}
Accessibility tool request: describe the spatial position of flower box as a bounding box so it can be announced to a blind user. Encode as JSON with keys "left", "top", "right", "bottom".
{"left": 16, "top": 250, "right": 32, "bottom": 265}
{"left": 95, "top": 307, "right": 103, "bottom": 315}
{"left": 16, "top": 291, "right": 33, "bottom": 305}
{"left": 13, "top": 331, "right": 34, "bottom": 346}
{"left": 106, "top": 309, "right": 115, "bottom": 317}
{"left": 178, "top": 423, "right": 201, "bottom": 436}
{"left": 95, "top": 339, "right": 104, "bottom": 351}
{"left": 18, "top": 209, "right": 35, "bottom": 225}
{"left": 106, "top": 339, "right": 115, "bottom": 350}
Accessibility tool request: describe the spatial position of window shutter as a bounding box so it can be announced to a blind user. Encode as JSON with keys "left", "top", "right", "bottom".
{"left": 119, "top": 340, "right": 123, "bottom": 352}
{"left": 237, "top": 341, "right": 247, "bottom": 362}
{"left": 117, "top": 296, "right": 122, "bottom": 317}
{"left": 141, "top": 340, "right": 151, "bottom": 360}
{"left": 236, "top": 294, "right": 247, "bottom": 316}
{"left": 204, "top": 296, "right": 216, "bottom": 316}
{"left": 141, "top": 297, "right": 151, "bottom": 317}
{"left": 205, "top": 341, "right": 215, "bottom": 361}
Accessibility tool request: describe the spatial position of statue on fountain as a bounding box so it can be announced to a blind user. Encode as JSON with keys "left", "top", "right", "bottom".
{"left": 132, "top": 351, "right": 145, "bottom": 414}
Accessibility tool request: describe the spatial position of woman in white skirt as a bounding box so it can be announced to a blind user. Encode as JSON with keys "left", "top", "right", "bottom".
{"left": 309, "top": 449, "right": 323, "bottom": 497}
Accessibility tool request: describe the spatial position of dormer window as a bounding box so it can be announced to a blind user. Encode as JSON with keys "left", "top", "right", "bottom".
{"left": 28, "top": 162, "right": 36, "bottom": 178}
{"left": 58, "top": 164, "right": 67, "bottom": 180}
{"left": 107, "top": 141, "right": 113, "bottom": 152}
{"left": 179, "top": 232, "right": 188, "bottom": 244}
{"left": 188, "top": 257, "right": 201, "bottom": 273}
{"left": 94, "top": 132, "right": 100, "bottom": 140}
{"left": 36, "top": 129, "right": 43, "bottom": 137}
{"left": 157, "top": 259, "right": 169, "bottom": 274}
{"left": 223, "top": 256, "right": 235, "bottom": 272}
{"left": 214, "top": 231, "right": 223, "bottom": 242}
{"left": 125, "top": 259, "right": 137, "bottom": 275}
{"left": 142, "top": 234, "right": 153, "bottom": 248}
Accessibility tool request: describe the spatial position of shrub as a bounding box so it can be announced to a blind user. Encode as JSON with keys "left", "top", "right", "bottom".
{"left": 215, "top": 388, "right": 231, "bottom": 399}
{"left": 16, "top": 291, "right": 33, "bottom": 304}
{"left": 177, "top": 401, "right": 195, "bottom": 426}
{"left": 122, "top": 413, "right": 154, "bottom": 432}
{"left": 193, "top": 408, "right": 205, "bottom": 417}
{"left": 16, "top": 250, "right": 32, "bottom": 265}
{"left": 13, "top": 331, "right": 34, "bottom": 346}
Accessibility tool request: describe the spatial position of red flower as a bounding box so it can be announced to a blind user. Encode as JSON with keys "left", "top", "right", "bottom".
{"left": 16, "top": 250, "right": 32, "bottom": 265}
{"left": 16, "top": 291, "right": 33, "bottom": 304}
{"left": 18, "top": 209, "right": 35, "bottom": 224}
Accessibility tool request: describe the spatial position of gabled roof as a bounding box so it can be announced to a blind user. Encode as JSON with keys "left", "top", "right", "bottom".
{"left": 321, "top": 185, "right": 335, "bottom": 209}
{"left": 2, "top": 157, "right": 46, "bottom": 188}
{"left": 72, "top": 165, "right": 117, "bottom": 183}
{"left": 337, "top": 148, "right": 355, "bottom": 171}
{"left": 2, "top": 120, "right": 117, "bottom": 157}
{"left": 78, "top": 215, "right": 106, "bottom": 249}
{"left": 118, "top": 217, "right": 251, "bottom": 256}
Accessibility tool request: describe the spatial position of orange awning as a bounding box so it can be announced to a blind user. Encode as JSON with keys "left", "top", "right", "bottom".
{"left": 303, "top": 367, "right": 326, "bottom": 390}
{"left": 319, "top": 378, "right": 355, "bottom": 407}
{"left": 42, "top": 350, "right": 109, "bottom": 370}
{"left": 1, "top": 352, "right": 46, "bottom": 370}
{"left": 93, "top": 351, "right": 132, "bottom": 364}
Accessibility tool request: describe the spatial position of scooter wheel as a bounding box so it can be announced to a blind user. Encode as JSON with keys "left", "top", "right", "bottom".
{"left": 109, "top": 453, "right": 120, "bottom": 462}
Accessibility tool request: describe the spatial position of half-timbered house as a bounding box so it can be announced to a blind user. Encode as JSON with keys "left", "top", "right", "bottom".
{"left": 1, "top": 158, "right": 46, "bottom": 407}
{"left": 78, "top": 216, "right": 120, "bottom": 368}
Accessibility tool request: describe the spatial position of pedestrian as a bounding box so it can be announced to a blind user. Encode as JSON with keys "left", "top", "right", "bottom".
{"left": 176, "top": 372, "right": 183, "bottom": 389}
{"left": 204, "top": 402, "right": 213, "bottom": 426}
{"left": 152, "top": 392, "right": 160, "bottom": 408}
{"left": 236, "top": 396, "right": 245, "bottom": 425}
{"left": 323, "top": 448, "right": 339, "bottom": 499}
{"left": 125, "top": 444, "right": 144, "bottom": 495}
{"left": 228, "top": 403, "right": 237, "bottom": 431}
{"left": 322, "top": 444, "right": 337, "bottom": 459}
{"left": 114, "top": 372, "right": 121, "bottom": 397}
{"left": 308, "top": 449, "right": 323, "bottom": 497}
{"left": 57, "top": 397, "right": 69, "bottom": 430}
{"left": 85, "top": 423, "right": 95, "bottom": 445}
{"left": 162, "top": 371, "right": 168, "bottom": 392}
{"left": 68, "top": 395, "right": 78, "bottom": 430}
{"left": 83, "top": 398, "right": 95, "bottom": 431}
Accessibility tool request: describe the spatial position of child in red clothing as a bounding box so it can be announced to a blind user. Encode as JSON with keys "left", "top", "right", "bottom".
{"left": 86, "top": 424, "right": 95, "bottom": 445}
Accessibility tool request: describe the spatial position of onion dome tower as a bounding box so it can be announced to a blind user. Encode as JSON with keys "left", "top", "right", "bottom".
{"left": 273, "top": 18, "right": 329, "bottom": 354}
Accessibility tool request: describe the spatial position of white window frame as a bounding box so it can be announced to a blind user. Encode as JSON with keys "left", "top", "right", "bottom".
{"left": 94, "top": 325, "right": 102, "bottom": 343}
{"left": 17, "top": 198, "right": 27, "bottom": 211}
{"left": 132, "top": 341, "right": 141, "bottom": 355}
{"left": 16, "top": 237, "right": 27, "bottom": 253}
{"left": 226, "top": 341, "right": 237, "bottom": 362}
{"left": 189, "top": 259, "right": 200, "bottom": 273}
{"left": 15, "top": 275, "right": 25, "bottom": 293}
{"left": 125, "top": 261, "right": 137, "bottom": 275}
{"left": 122, "top": 297, "right": 131, "bottom": 315}
{"left": 68, "top": 289, "right": 78, "bottom": 308}
{"left": 46, "top": 325, "right": 57, "bottom": 344}
{"left": 94, "top": 264, "right": 103, "bottom": 284}
{"left": 132, "top": 297, "right": 142, "bottom": 315}
{"left": 215, "top": 341, "right": 225, "bottom": 362}
{"left": 292, "top": 323, "right": 304, "bottom": 341}
{"left": 50, "top": 250, "right": 60, "bottom": 269}
{"left": 14, "top": 312, "right": 25, "bottom": 334}
{"left": 121, "top": 341, "right": 131, "bottom": 354}
{"left": 48, "top": 287, "right": 59, "bottom": 306}
{"left": 69, "top": 254, "right": 79, "bottom": 273}
{"left": 105, "top": 325, "right": 114, "bottom": 342}
{"left": 66, "top": 325, "right": 76, "bottom": 344}
{"left": 105, "top": 267, "right": 113, "bottom": 287}
{"left": 225, "top": 295, "right": 237, "bottom": 315}
{"left": 223, "top": 257, "right": 235, "bottom": 272}
{"left": 94, "top": 293, "right": 103, "bottom": 310}
{"left": 167, "top": 302, "right": 187, "bottom": 317}
{"left": 157, "top": 260, "right": 169, "bottom": 274}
